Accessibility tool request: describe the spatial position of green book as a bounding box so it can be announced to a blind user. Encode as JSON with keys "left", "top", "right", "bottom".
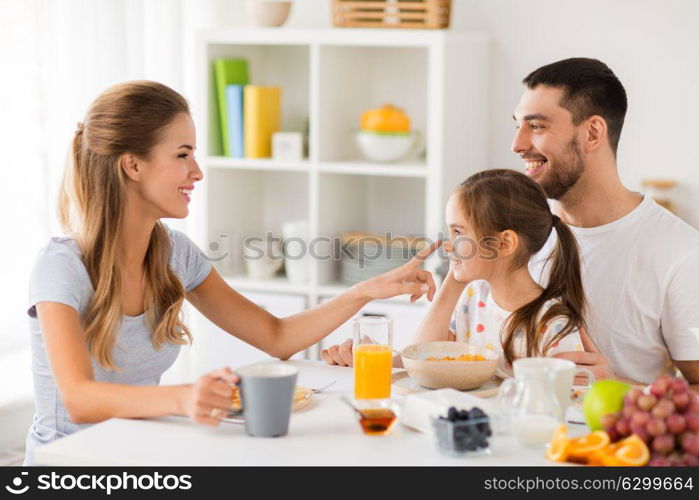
{"left": 213, "top": 59, "right": 249, "bottom": 156}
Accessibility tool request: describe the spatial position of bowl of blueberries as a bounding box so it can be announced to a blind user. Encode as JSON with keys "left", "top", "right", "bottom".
{"left": 433, "top": 406, "right": 492, "bottom": 456}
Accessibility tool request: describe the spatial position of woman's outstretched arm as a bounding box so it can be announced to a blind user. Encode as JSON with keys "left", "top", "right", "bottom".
{"left": 186, "top": 240, "right": 442, "bottom": 360}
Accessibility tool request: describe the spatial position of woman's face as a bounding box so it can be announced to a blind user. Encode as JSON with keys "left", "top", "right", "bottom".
{"left": 444, "top": 193, "right": 497, "bottom": 282}
{"left": 131, "top": 112, "right": 202, "bottom": 219}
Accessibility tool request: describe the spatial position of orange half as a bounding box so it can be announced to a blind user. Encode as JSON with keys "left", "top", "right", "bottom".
{"left": 568, "top": 430, "right": 611, "bottom": 462}
{"left": 545, "top": 424, "right": 570, "bottom": 462}
{"left": 613, "top": 435, "right": 650, "bottom": 466}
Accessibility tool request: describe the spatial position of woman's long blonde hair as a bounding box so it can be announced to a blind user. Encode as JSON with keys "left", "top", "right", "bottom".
{"left": 59, "top": 81, "right": 194, "bottom": 370}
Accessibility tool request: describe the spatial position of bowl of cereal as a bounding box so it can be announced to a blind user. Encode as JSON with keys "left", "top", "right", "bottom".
{"left": 400, "top": 342, "right": 499, "bottom": 391}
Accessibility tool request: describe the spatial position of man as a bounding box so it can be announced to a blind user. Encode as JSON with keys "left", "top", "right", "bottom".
{"left": 324, "top": 58, "right": 699, "bottom": 388}
{"left": 514, "top": 58, "right": 699, "bottom": 387}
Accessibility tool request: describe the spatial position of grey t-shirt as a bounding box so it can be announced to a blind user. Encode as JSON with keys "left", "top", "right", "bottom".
{"left": 24, "top": 225, "right": 212, "bottom": 465}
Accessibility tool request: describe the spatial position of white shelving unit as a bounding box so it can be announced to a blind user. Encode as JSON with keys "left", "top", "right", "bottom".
{"left": 187, "top": 28, "right": 489, "bottom": 368}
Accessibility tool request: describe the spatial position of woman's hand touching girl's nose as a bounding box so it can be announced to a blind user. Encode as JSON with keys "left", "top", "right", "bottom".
{"left": 321, "top": 239, "right": 442, "bottom": 367}
{"left": 353, "top": 238, "right": 442, "bottom": 304}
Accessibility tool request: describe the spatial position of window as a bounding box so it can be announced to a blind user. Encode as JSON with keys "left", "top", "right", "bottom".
{"left": 0, "top": 0, "right": 46, "bottom": 352}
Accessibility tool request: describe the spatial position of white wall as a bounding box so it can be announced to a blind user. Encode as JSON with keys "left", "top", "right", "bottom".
{"left": 215, "top": 0, "right": 699, "bottom": 226}
{"left": 453, "top": 0, "right": 699, "bottom": 227}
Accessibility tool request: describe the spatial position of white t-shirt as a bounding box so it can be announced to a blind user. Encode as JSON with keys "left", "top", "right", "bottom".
{"left": 449, "top": 280, "right": 583, "bottom": 375}
{"left": 530, "top": 195, "right": 699, "bottom": 384}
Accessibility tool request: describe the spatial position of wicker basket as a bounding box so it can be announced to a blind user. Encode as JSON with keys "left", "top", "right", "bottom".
{"left": 332, "top": 0, "right": 451, "bottom": 29}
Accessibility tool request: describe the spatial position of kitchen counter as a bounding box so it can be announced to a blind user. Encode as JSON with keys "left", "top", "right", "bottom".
{"left": 34, "top": 360, "right": 584, "bottom": 466}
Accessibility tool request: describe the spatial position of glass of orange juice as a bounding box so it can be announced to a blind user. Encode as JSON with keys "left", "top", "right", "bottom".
{"left": 353, "top": 316, "right": 393, "bottom": 400}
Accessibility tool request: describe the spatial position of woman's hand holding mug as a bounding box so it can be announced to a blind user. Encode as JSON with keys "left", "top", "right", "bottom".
{"left": 179, "top": 366, "right": 238, "bottom": 426}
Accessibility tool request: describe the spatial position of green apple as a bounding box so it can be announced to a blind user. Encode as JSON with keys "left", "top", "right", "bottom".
{"left": 583, "top": 379, "right": 631, "bottom": 431}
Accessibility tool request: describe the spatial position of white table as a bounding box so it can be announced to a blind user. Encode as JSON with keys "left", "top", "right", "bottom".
{"left": 35, "top": 360, "right": 584, "bottom": 466}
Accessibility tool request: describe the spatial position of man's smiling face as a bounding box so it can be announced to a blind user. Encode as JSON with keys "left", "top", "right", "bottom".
{"left": 511, "top": 85, "right": 586, "bottom": 200}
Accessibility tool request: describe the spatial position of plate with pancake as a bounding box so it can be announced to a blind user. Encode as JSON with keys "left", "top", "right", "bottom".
{"left": 223, "top": 386, "right": 314, "bottom": 423}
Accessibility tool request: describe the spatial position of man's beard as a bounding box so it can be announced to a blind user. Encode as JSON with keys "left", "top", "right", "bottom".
{"left": 540, "top": 134, "right": 585, "bottom": 200}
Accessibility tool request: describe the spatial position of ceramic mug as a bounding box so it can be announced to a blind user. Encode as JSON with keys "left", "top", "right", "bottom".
{"left": 234, "top": 363, "right": 299, "bottom": 438}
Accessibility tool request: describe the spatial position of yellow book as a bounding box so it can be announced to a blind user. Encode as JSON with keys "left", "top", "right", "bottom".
{"left": 244, "top": 85, "right": 281, "bottom": 158}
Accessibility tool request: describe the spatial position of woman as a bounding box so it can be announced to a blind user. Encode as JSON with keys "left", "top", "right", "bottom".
{"left": 25, "top": 81, "right": 438, "bottom": 464}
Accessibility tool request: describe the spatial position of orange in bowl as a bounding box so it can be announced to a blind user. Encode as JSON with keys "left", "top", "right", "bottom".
{"left": 360, "top": 104, "right": 411, "bottom": 133}
{"left": 400, "top": 342, "right": 498, "bottom": 391}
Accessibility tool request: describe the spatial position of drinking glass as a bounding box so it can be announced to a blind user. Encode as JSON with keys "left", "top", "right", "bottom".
{"left": 353, "top": 316, "right": 393, "bottom": 400}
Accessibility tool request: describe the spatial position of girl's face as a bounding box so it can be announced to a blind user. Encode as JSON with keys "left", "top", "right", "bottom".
{"left": 444, "top": 193, "right": 498, "bottom": 283}
{"left": 130, "top": 112, "right": 202, "bottom": 219}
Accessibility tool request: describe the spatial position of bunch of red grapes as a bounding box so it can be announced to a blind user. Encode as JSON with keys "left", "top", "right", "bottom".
{"left": 601, "top": 375, "right": 699, "bottom": 466}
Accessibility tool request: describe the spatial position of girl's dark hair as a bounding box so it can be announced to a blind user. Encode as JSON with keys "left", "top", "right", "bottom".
{"left": 457, "top": 169, "right": 586, "bottom": 365}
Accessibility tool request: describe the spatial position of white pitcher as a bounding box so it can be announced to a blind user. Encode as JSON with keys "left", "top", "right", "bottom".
{"left": 497, "top": 358, "right": 564, "bottom": 447}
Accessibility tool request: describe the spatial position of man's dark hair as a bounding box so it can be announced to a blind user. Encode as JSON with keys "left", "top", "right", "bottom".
{"left": 523, "top": 58, "right": 627, "bottom": 154}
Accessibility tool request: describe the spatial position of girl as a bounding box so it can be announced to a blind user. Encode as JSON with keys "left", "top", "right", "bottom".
{"left": 25, "top": 81, "right": 438, "bottom": 464}
{"left": 416, "top": 168, "right": 586, "bottom": 371}
{"left": 323, "top": 169, "right": 586, "bottom": 372}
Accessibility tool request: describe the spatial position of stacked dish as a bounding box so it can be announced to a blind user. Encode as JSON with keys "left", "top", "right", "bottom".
{"left": 339, "top": 231, "right": 424, "bottom": 285}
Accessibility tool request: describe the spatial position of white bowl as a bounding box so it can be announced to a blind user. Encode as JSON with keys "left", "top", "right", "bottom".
{"left": 401, "top": 342, "right": 499, "bottom": 391}
{"left": 356, "top": 131, "right": 417, "bottom": 163}
{"left": 246, "top": 0, "right": 292, "bottom": 27}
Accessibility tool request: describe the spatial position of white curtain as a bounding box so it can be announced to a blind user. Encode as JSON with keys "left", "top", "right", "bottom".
{"left": 1, "top": 0, "right": 50, "bottom": 353}
{"left": 0, "top": 0, "right": 228, "bottom": 386}
{"left": 36, "top": 0, "right": 192, "bottom": 235}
